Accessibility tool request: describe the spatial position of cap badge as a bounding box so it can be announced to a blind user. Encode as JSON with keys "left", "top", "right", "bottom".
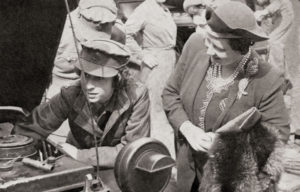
{"left": 96, "top": 24, "right": 103, "bottom": 31}
{"left": 92, "top": 51, "right": 102, "bottom": 62}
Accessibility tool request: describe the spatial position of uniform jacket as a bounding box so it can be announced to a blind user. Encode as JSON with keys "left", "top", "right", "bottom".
{"left": 162, "top": 33, "right": 290, "bottom": 192}
{"left": 125, "top": 0, "right": 177, "bottom": 59}
{"left": 14, "top": 77, "right": 150, "bottom": 168}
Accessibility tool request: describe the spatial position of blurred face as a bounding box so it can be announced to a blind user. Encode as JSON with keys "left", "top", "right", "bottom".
{"left": 257, "top": 0, "right": 269, "bottom": 5}
{"left": 81, "top": 73, "right": 114, "bottom": 104}
{"left": 187, "top": 0, "right": 230, "bottom": 36}
{"left": 204, "top": 33, "right": 243, "bottom": 66}
{"left": 155, "top": 0, "right": 166, "bottom": 3}
{"left": 187, "top": 4, "right": 207, "bottom": 34}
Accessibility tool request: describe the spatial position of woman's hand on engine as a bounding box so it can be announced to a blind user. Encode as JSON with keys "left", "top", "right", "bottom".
{"left": 180, "top": 121, "right": 214, "bottom": 152}
{"left": 142, "top": 54, "right": 158, "bottom": 68}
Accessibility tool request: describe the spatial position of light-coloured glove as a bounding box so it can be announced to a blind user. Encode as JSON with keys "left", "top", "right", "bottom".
{"left": 180, "top": 121, "right": 215, "bottom": 152}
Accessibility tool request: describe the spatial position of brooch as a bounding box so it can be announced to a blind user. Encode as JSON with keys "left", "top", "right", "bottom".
{"left": 237, "top": 78, "right": 250, "bottom": 99}
{"left": 237, "top": 57, "right": 259, "bottom": 100}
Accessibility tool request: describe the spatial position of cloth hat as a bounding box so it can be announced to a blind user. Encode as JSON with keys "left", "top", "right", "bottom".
{"left": 79, "top": 0, "right": 117, "bottom": 23}
{"left": 75, "top": 39, "right": 131, "bottom": 77}
{"left": 75, "top": 0, "right": 118, "bottom": 40}
{"left": 205, "top": 1, "right": 268, "bottom": 41}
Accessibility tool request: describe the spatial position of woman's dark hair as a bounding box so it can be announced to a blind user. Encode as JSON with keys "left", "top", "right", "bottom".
{"left": 228, "top": 38, "right": 255, "bottom": 55}
{"left": 113, "top": 67, "right": 130, "bottom": 89}
{"left": 74, "top": 67, "right": 82, "bottom": 76}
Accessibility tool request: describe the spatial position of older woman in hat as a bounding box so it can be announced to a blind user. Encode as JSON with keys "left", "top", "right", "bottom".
{"left": 162, "top": 2, "right": 290, "bottom": 192}
{"left": 13, "top": 39, "right": 150, "bottom": 168}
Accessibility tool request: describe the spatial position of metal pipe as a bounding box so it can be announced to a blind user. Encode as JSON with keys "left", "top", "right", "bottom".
{"left": 47, "top": 144, "right": 53, "bottom": 157}
{"left": 22, "top": 157, "right": 54, "bottom": 172}
{"left": 42, "top": 141, "right": 48, "bottom": 159}
{"left": 63, "top": 0, "right": 103, "bottom": 186}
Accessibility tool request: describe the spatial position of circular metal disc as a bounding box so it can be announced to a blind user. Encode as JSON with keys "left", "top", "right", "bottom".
{"left": 0, "top": 135, "right": 33, "bottom": 148}
{"left": 114, "top": 138, "right": 173, "bottom": 192}
{"left": 0, "top": 162, "right": 13, "bottom": 172}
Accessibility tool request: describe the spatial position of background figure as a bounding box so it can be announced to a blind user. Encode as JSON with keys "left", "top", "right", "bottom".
{"left": 254, "top": 0, "right": 294, "bottom": 81}
{"left": 125, "top": 0, "right": 177, "bottom": 158}
{"left": 255, "top": 0, "right": 296, "bottom": 136}
{"left": 183, "top": 0, "right": 230, "bottom": 36}
{"left": 46, "top": 0, "right": 125, "bottom": 101}
{"left": 183, "top": 0, "right": 207, "bottom": 36}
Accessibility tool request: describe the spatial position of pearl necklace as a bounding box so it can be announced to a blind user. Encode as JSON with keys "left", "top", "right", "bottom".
{"left": 209, "top": 48, "right": 251, "bottom": 93}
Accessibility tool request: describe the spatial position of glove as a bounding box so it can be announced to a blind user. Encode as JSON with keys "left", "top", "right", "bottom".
{"left": 180, "top": 121, "right": 215, "bottom": 152}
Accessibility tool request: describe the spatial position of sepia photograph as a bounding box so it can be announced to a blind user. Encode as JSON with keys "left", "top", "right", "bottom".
{"left": 0, "top": 0, "right": 300, "bottom": 191}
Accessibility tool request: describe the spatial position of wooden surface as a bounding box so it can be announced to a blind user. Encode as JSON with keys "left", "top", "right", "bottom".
{"left": 0, "top": 157, "right": 94, "bottom": 192}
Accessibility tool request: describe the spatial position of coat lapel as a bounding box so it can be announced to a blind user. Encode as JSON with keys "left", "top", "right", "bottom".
{"left": 73, "top": 88, "right": 130, "bottom": 143}
{"left": 182, "top": 52, "right": 210, "bottom": 119}
{"left": 212, "top": 79, "right": 239, "bottom": 131}
{"left": 212, "top": 50, "right": 256, "bottom": 132}
{"left": 101, "top": 89, "right": 130, "bottom": 144}
{"left": 73, "top": 90, "right": 103, "bottom": 138}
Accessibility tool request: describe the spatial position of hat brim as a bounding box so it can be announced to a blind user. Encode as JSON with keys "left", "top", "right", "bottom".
{"left": 75, "top": 59, "right": 118, "bottom": 78}
{"left": 206, "top": 4, "right": 269, "bottom": 42}
{"left": 206, "top": 25, "right": 242, "bottom": 39}
{"left": 74, "top": 17, "right": 112, "bottom": 41}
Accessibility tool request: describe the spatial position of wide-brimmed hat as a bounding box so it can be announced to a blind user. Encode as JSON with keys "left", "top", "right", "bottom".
{"left": 205, "top": 1, "right": 268, "bottom": 41}
{"left": 74, "top": 0, "right": 118, "bottom": 41}
{"left": 75, "top": 39, "right": 131, "bottom": 77}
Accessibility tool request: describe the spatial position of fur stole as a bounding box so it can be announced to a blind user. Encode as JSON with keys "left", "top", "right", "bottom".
{"left": 199, "top": 122, "right": 284, "bottom": 192}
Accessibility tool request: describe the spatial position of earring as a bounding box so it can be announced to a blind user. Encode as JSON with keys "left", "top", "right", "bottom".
{"left": 117, "top": 73, "right": 123, "bottom": 88}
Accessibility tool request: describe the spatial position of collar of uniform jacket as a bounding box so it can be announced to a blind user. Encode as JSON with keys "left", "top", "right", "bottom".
{"left": 73, "top": 87, "right": 130, "bottom": 138}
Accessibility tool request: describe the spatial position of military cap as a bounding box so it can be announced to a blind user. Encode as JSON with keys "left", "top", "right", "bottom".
{"left": 75, "top": 39, "right": 131, "bottom": 77}
{"left": 205, "top": 1, "right": 268, "bottom": 41}
{"left": 75, "top": 0, "right": 118, "bottom": 40}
